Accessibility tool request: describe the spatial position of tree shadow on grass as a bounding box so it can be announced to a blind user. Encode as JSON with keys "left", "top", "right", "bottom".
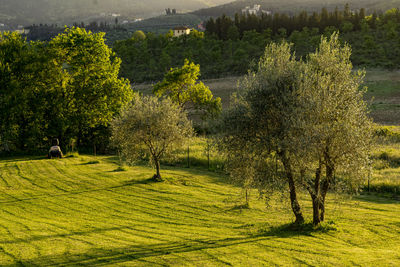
{"left": 81, "top": 160, "right": 100, "bottom": 165}
{"left": 355, "top": 193, "right": 400, "bottom": 204}
{"left": 0, "top": 177, "right": 159, "bottom": 205}
{"left": 10, "top": 235, "right": 268, "bottom": 266}
{"left": 255, "top": 221, "right": 338, "bottom": 238}
{"left": 123, "top": 177, "right": 162, "bottom": 185}
{"left": 5, "top": 221, "right": 339, "bottom": 266}
{"left": 0, "top": 156, "right": 47, "bottom": 163}
{"left": 101, "top": 156, "right": 232, "bottom": 185}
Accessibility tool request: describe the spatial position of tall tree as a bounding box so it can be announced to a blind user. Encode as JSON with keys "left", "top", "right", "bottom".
{"left": 219, "top": 41, "right": 305, "bottom": 224}
{"left": 0, "top": 32, "right": 66, "bottom": 151}
{"left": 153, "top": 59, "right": 221, "bottom": 119}
{"left": 219, "top": 34, "right": 372, "bottom": 225}
{"left": 49, "top": 27, "right": 133, "bottom": 146}
{"left": 0, "top": 32, "right": 30, "bottom": 150}
{"left": 294, "top": 33, "right": 373, "bottom": 225}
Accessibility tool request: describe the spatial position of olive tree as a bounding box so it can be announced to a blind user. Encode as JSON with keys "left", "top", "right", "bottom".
{"left": 219, "top": 41, "right": 306, "bottom": 223}
{"left": 293, "top": 33, "right": 373, "bottom": 225}
{"left": 111, "top": 95, "right": 193, "bottom": 181}
{"left": 219, "top": 33, "right": 372, "bottom": 225}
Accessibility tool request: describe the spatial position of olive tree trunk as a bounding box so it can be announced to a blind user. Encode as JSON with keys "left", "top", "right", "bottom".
{"left": 320, "top": 165, "right": 333, "bottom": 221}
{"left": 152, "top": 155, "right": 162, "bottom": 181}
{"left": 280, "top": 154, "right": 304, "bottom": 224}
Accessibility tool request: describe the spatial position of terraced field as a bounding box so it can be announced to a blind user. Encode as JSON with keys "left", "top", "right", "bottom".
{"left": 0, "top": 155, "right": 399, "bottom": 265}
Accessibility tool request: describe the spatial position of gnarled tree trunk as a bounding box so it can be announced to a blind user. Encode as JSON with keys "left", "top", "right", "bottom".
{"left": 280, "top": 153, "right": 304, "bottom": 224}
{"left": 154, "top": 158, "right": 162, "bottom": 181}
{"left": 320, "top": 165, "right": 333, "bottom": 221}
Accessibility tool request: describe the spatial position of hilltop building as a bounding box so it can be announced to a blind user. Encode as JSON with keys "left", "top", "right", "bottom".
{"left": 15, "top": 25, "right": 29, "bottom": 34}
{"left": 173, "top": 26, "right": 190, "bottom": 37}
{"left": 242, "top": 5, "right": 261, "bottom": 15}
{"left": 242, "top": 4, "right": 272, "bottom": 16}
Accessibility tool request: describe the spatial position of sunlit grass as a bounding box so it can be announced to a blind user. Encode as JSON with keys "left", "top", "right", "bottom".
{"left": 0, "top": 155, "right": 399, "bottom": 265}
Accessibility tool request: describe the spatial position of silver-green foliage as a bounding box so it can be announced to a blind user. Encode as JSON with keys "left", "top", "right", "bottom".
{"left": 111, "top": 95, "right": 193, "bottom": 180}
{"left": 219, "top": 33, "right": 373, "bottom": 225}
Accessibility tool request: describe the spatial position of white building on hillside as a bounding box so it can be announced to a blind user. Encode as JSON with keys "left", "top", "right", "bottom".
{"left": 242, "top": 5, "right": 261, "bottom": 15}
{"left": 242, "top": 4, "right": 271, "bottom": 16}
{"left": 173, "top": 26, "right": 190, "bottom": 37}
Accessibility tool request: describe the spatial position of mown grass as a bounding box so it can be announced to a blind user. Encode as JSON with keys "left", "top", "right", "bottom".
{"left": 135, "top": 67, "right": 400, "bottom": 195}
{"left": 0, "top": 155, "right": 399, "bottom": 265}
{"left": 163, "top": 137, "right": 224, "bottom": 171}
{"left": 168, "top": 132, "right": 400, "bottom": 197}
{"left": 370, "top": 134, "right": 400, "bottom": 195}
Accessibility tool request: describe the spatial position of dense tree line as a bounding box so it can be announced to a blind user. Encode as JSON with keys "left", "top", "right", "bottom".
{"left": 0, "top": 28, "right": 133, "bottom": 154}
{"left": 114, "top": 6, "right": 400, "bottom": 83}
{"left": 205, "top": 4, "right": 370, "bottom": 39}
{"left": 26, "top": 22, "right": 128, "bottom": 43}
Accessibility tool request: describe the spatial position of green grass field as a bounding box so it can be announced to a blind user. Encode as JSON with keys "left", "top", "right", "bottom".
{"left": 0, "top": 69, "right": 398, "bottom": 265}
{"left": 0, "top": 155, "right": 399, "bottom": 265}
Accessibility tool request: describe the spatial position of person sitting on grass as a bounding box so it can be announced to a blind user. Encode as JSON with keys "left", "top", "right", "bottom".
{"left": 48, "top": 138, "right": 63, "bottom": 159}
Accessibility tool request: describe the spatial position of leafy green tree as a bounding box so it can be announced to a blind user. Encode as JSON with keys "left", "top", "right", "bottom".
{"left": 0, "top": 32, "right": 29, "bottom": 150}
{"left": 132, "top": 30, "right": 146, "bottom": 41}
{"left": 111, "top": 95, "right": 193, "bottom": 180}
{"left": 153, "top": 59, "right": 221, "bottom": 119}
{"left": 227, "top": 25, "right": 240, "bottom": 40}
{"left": 0, "top": 32, "right": 67, "bottom": 151}
{"left": 341, "top": 21, "right": 354, "bottom": 33}
{"left": 219, "top": 34, "right": 372, "bottom": 225}
{"left": 50, "top": 27, "right": 133, "bottom": 146}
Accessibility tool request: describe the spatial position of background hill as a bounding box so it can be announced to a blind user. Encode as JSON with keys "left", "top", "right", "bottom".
{"left": 0, "top": 0, "right": 232, "bottom": 28}
{"left": 193, "top": 0, "right": 400, "bottom": 17}
{"left": 125, "top": 0, "right": 400, "bottom": 35}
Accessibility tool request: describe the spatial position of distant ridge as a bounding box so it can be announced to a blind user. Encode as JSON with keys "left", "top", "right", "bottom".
{"left": 192, "top": 0, "right": 400, "bottom": 17}
{"left": 0, "top": 0, "right": 232, "bottom": 28}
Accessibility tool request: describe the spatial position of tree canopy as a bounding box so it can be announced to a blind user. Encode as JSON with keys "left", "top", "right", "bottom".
{"left": 219, "top": 33, "right": 373, "bottom": 225}
{"left": 0, "top": 28, "right": 133, "bottom": 153}
{"left": 153, "top": 59, "right": 222, "bottom": 119}
{"left": 111, "top": 95, "right": 193, "bottom": 180}
{"left": 49, "top": 27, "right": 133, "bottom": 146}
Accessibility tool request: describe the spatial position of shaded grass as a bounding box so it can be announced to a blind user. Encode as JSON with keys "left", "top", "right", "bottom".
{"left": 363, "top": 70, "right": 400, "bottom": 125}
{"left": 82, "top": 160, "right": 100, "bottom": 165}
{"left": 0, "top": 155, "right": 399, "bottom": 265}
{"left": 163, "top": 137, "right": 224, "bottom": 172}
{"left": 368, "top": 127, "right": 400, "bottom": 195}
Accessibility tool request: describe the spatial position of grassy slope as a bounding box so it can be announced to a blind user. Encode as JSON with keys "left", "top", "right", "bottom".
{"left": 0, "top": 155, "right": 399, "bottom": 265}
{"left": 364, "top": 69, "right": 400, "bottom": 125}
{"left": 135, "top": 69, "right": 400, "bottom": 123}
{"left": 136, "top": 69, "right": 400, "bottom": 192}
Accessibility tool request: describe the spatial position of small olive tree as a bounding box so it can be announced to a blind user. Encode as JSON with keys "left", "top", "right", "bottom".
{"left": 219, "top": 33, "right": 372, "bottom": 225}
{"left": 111, "top": 95, "right": 193, "bottom": 181}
